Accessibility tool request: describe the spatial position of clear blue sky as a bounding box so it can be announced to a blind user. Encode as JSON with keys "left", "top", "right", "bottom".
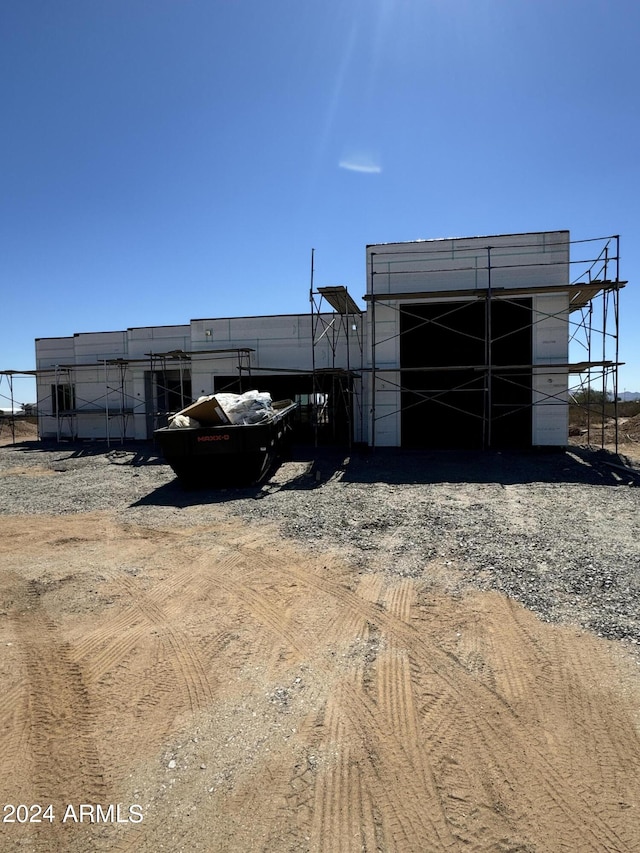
{"left": 2, "top": 0, "right": 639, "bottom": 407}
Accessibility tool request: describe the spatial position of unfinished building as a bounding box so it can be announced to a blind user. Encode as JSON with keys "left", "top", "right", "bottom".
{"left": 27, "top": 230, "right": 623, "bottom": 449}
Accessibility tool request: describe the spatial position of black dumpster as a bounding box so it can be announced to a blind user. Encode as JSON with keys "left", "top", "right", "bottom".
{"left": 154, "top": 400, "right": 298, "bottom": 486}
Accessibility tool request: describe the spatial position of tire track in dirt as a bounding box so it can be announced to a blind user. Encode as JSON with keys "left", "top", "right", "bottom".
{"left": 384, "top": 577, "right": 414, "bottom": 623}
{"left": 114, "top": 575, "right": 213, "bottom": 715}
{"left": 425, "top": 593, "right": 556, "bottom": 849}
{"left": 311, "top": 702, "right": 357, "bottom": 852}
{"left": 69, "top": 596, "right": 149, "bottom": 663}
{"left": 77, "top": 623, "right": 151, "bottom": 684}
{"left": 74, "top": 551, "right": 249, "bottom": 694}
{"left": 378, "top": 579, "right": 454, "bottom": 844}
{"left": 229, "top": 547, "right": 637, "bottom": 852}
{"left": 164, "top": 545, "right": 632, "bottom": 851}
{"left": 243, "top": 544, "right": 639, "bottom": 851}
{"left": 313, "top": 728, "right": 381, "bottom": 852}
{"left": 423, "top": 628, "right": 633, "bottom": 851}
{"left": 379, "top": 579, "right": 419, "bottom": 748}
{"left": 138, "top": 552, "right": 440, "bottom": 849}
{"left": 0, "top": 571, "right": 110, "bottom": 853}
{"left": 376, "top": 649, "right": 419, "bottom": 759}
{"left": 0, "top": 682, "right": 26, "bottom": 722}
{"left": 2, "top": 514, "right": 638, "bottom": 852}
{"left": 498, "top": 598, "right": 640, "bottom": 836}
{"left": 483, "top": 597, "right": 639, "bottom": 849}
{"left": 283, "top": 573, "right": 385, "bottom": 851}
{"left": 0, "top": 572, "right": 108, "bottom": 805}
{"left": 203, "top": 563, "right": 458, "bottom": 851}
{"left": 72, "top": 552, "right": 245, "bottom": 682}
{"left": 335, "top": 678, "right": 456, "bottom": 850}
{"left": 0, "top": 686, "right": 30, "bottom": 797}
{"left": 441, "top": 637, "right": 633, "bottom": 851}
{"left": 60, "top": 549, "right": 245, "bottom": 801}
{"left": 308, "top": 649, "right": 383, "bottom": 853}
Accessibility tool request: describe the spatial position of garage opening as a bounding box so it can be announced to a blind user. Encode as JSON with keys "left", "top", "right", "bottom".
{"left": 399, "top": 299, "right": 532, "bottom": 448}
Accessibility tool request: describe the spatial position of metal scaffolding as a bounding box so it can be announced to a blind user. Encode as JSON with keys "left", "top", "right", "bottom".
{"left": 366, "top": 235, "right": 625, "bottom": 450}
{"left": 0, "top": 370, "right": 38, "bottom": 444}
{"left": 102, "top": 358, "right": 142, "bottom": 445}
{"left": 566, "top": 239, "right": 623, "bottom": 451}
{"left": 146, "top": 347, "right": 253, "bottom": 433}
{"left": 36, "top": 360, "right": 146, "bottom": 445}
{"left": 0, "top": 348, "right": 254, "bottom": 444}
{"left": 310, "top": 270, "right": 364, "bottom": 447}
{"left": 146, "top": 350, "right": 191, "bottom": 435}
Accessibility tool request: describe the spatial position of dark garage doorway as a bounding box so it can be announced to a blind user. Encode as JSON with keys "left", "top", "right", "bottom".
{"left": 400, "top": 299, "right": 532, "bottom": 448}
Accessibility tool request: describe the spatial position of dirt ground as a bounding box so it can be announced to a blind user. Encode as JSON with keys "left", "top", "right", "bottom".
{"left": 0, "top": 434, "right": 639, "bottom": 852}
{"left": 0, "top": 418, "right": 39, "bottom": 446}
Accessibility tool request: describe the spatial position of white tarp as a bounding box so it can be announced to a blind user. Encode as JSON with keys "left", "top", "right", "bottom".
{"left": 168, "top": 390, "right": 275, "bottom": 429}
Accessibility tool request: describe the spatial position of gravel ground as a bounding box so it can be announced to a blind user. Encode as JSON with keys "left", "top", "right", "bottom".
{"left": 2, "top": 438, "right": 639, "bottom": 650}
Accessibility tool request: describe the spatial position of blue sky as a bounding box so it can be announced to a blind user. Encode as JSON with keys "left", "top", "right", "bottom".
{"left": 1, "top": 0, "right": 639, "bottom": 407}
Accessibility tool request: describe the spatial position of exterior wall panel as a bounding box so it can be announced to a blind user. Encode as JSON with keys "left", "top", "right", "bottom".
{"left": 373, "top": 372, "right": 401, "bottom": 446}
{"left": 127, "top": 326, "right": 190, "bottom": 358}
{"left": 532, "top": 405, "right": 568, "bottom": 445}
{"left": 35, "top": 338, "right": 75, "bottom": 369}
{"left": 72, "top": 331, "right": 128, "bottom": 363}
{"left": 367, "top": 232, "right": 569, "bottom": 298}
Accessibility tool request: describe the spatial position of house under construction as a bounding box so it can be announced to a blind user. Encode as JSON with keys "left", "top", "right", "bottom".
{"left": 18, "top": 230, "right": 624, "bottom": 449}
